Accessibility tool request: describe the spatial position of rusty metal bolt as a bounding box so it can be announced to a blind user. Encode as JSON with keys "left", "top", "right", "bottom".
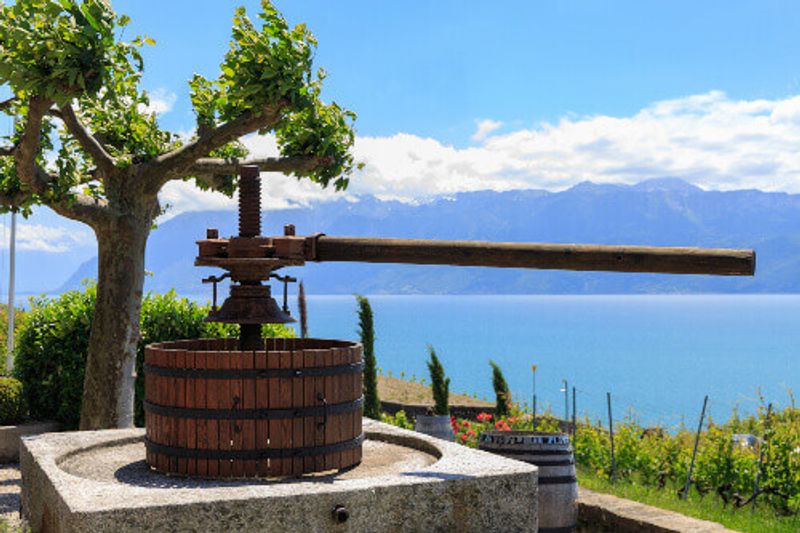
{"left": 332, "top": 505, "right": 349, "bottom": 524}
{"left": 207, "top": 228, "right": 219, "bottom": 239}
{"left": 284, "top": 224, "right": 296, "bottom": 236}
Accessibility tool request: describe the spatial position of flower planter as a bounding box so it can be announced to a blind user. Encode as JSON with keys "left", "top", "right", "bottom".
{"left": 414, "top": 414, "right": 453, "bottom": 441}
{"left": 479, "top": 431, "right": 577, "bottom": 533}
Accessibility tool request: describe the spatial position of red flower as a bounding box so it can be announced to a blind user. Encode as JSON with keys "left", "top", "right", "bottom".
{"left": 462, "top": 420, "right": 471, "bottom": 428}
{"left": 467, "top": 429, "right": 476, "bottom": 436}
{"left": 460, "top": 434, "right": 468, "bottom": 442}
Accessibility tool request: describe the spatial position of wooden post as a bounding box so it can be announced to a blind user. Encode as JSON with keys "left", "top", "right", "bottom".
{"left": 607, "top": 392, "right": 615, "bottom": 481}
{"left": 563, "top": 379, "right": 569, "bottom": 428}
{"left": 571, "top": 386, "right": 577, "bottom": 445}
{"left": 682, "top": 395, "right": 709, "bottom": 500}
{"left": 751, "top": 403, "right": 772, "bottom": 511}
{"left": 531, "top": 364, "right": 537, "bottom": 429}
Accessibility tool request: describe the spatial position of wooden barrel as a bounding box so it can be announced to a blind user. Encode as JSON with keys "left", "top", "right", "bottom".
{"left": 479, "top": 431, "right": 577, "bottom": 533}
{"left": 414, "top": 414, "right": 454, "bottom": 441}
{"left": 143, "top": 338, "right": 363, "bottom": 478}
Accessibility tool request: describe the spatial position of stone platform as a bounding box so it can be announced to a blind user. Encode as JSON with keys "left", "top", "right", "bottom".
{"left": 20, "top": 420, "right": 537, "bottom": 532}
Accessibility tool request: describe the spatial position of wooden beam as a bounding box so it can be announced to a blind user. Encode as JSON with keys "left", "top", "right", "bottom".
{"left": 312, "top": 237, "right": 755, "bottom": 276}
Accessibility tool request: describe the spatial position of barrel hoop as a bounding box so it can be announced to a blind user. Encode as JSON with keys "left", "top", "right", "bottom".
{"left": 145, "top": 433, "right": 364, "bottom": 460}
{"left": 538, "top": 475, "right": 578, "bottom": 485}
{"left": 484, "top": 448, "right": 572, "bottom": 456}
{"left": 528, "top": 459, "right": 575, "bottom": 467}
{"left": 143, "top": 397, "right": 363, "bottom": 420}
{"left": 143, "top": 361, "right": 363, "bottom": 379}
{"left": 538, "top": 525, "right": 577, "bottom": 533}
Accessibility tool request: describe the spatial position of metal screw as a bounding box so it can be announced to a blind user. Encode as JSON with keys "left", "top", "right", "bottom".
{"left": 332, "top": 505, "right": 349, "bottom": 524}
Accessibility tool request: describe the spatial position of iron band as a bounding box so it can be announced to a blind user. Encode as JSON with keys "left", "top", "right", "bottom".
{"left": 145, "top": 434, "right": 364, "bottom": 460}
{"left": 143, "top": 397, "right": 363, "bottom": 420}
{"left": 527, "top": 459, "right": 575, "bottom": 467}
{"left": 488, "top": 448, "right": 573, "bottom": 456}
{"left": 537, "top": 475, "right": 578, "bottom": 485}
{"left": 143, "top": 361, "right": 363, "bottom": 379}
{"left": 538, "top": 526, "right": 578, "bottom": 533}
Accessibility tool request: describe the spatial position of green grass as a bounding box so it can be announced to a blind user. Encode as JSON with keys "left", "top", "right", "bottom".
{"left": 578, "top": 466, "right": 800, "bottom": 533}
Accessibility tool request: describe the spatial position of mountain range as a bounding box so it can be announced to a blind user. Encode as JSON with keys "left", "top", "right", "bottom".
{"left": 58, "top": 178, "right": 800, "bottom": 295}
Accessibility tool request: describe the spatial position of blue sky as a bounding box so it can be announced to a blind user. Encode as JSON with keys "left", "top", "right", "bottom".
{"left": 115, "top": 1, "right": 800, "bottom": 145}
{"left": 3, "top": 1, "right": 800, "bottom": 256}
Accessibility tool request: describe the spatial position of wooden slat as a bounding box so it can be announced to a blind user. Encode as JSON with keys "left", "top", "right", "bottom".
{"left": 242, "top": 350, "right": 257, "bottom": 477}
{"left": 291, "top": 348, "right": 304, "bottom": 476}
{"left": 195, "top": 350, "right": 208, "bottom": 477}
{"left": 303, "top": 349, "right": 316, "bottom": 474}
{"left": 313, "top": 349, "right": 327, "bottom": 472}
{"left": 278, "top": 349, "right": 293, "bottom": 477}
{"left": 206, "top": 350, "right": 220, "bottom": 478}
{"left": 230, "top": 352, "right": 244, "bottom": 478}
{"left": 219, "top": 352, "right": 232, "bottom": 478}
{"left": 176, "top": 350, "right": 187, "bottom": 475}
{"left": 267, "top": 350, "right": 284, "bottom": 476}
{"left": 256, "top": 348, "right": 270, "bottom": 477}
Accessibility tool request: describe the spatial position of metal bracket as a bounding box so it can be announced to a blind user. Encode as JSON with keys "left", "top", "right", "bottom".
{"left": 202, "top": 273, "right": 230, "bottom": 311}
{"left": 269, "top": 273, "right": 297, "bottom": 314}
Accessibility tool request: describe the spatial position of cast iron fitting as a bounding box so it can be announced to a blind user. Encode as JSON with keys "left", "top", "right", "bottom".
{"left": 238, "top": 165, "right": 261, "bottom": 238}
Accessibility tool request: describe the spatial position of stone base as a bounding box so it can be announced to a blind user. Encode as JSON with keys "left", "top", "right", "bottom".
{"left": 0, "top": 421, "right": 60, "bottom": 463}
{"left": 21, "top": 419, "right": 537, "bottom": 532}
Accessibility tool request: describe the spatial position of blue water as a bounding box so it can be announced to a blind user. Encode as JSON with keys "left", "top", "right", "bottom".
{"left": 282, "top": 295, "right": 797, "bottom": 428}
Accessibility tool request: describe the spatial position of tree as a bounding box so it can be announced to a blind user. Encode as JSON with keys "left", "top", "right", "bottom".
{"left": 0, "top": 0, "right": 357, "bottom": 429}
{"left": 356, "top": 295, "right": 380, "bottom": 419}
{"left": 427, "top": 344, "right": 449, "bottom": 416}
{"left": 490, "top": 360, "right": 511, "bottom": 417}
{"left": 298, "top": 281, "right": 308, "bottom": 338}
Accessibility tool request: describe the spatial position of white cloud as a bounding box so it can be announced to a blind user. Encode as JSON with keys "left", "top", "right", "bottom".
{"left": 140, "top": 88, "right": 176, "bottom": 115}
{"left": 157, "top": 91, "right": 800, "bottom": 215}
{"left": 471, "top": 119, "right": 503, "bottom": 141}
{"left": 0, "top": 222, "right": 94, "bottom": 253}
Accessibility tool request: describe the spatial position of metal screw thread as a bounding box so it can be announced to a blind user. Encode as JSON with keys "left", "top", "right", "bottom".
{"left": 238, "top": 165, "right": 261, "bottom": 238}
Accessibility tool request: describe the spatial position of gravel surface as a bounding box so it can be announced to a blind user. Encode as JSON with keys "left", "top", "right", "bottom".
{"left": 0, "top": 463, "right": 21, "bottom": 529}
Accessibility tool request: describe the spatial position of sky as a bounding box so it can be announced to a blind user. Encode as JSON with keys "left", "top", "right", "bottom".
{"left": 2, "top": 0, "right": 800, "bottom": 250}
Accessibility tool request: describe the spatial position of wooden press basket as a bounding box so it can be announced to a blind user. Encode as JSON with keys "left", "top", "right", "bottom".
{"left": 143, "top": 338, "right": 364, "bottom": 478}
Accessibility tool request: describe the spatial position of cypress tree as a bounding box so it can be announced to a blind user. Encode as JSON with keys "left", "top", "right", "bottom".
{"left": 490, "top": 360, "right": 511, "bottom": 417}
{"left": 357, "top": 296, "right": 381, "bottom": 419}
{"left": 427, "top": 344, "right": 450, "bottom": 416}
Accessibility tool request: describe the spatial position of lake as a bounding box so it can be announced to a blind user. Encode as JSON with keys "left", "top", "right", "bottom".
{"left": 290, "top": 294, "right": 797, "bottom": 428}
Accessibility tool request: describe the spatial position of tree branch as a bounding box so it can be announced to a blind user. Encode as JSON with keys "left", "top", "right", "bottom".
{"left": 144, "top": 102, "right": 286, "bottom": 191}
{"left": 189, "top": 156, "right": 330, "bottom": 178}
{"left": 59, "top": 103, "right": 116, "bottom": 172}
{"left": 15, "top": 95, "right": 53, "bottom": 192}
{"left": 0, "top": 97, "right": 15, "bottom": 112}
{"left": 50, "top": 192, "right": 109, "bottom": 228}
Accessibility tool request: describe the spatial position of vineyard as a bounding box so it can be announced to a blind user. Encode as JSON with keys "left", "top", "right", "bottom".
{"left": 382, "top": 399, "right": 800, "bottom": 531}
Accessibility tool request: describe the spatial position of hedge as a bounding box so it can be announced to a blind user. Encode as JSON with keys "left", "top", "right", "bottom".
{"left": 14, "top": 284, "right": 293, "bottom": 428}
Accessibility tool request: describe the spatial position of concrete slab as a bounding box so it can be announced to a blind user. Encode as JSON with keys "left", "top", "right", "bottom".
{"left": 578, "top": 488, "right": 736, "bottom": 532}
{"left": 21, "top": 419, "right": 538, "bottom": 532}
{"left": 0, "top": 421, "right": 60, "bottom": 463}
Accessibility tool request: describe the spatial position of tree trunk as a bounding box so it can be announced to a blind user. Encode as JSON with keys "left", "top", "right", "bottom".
{"left": 79, "top": 208, "right": 152, "bottom": 429}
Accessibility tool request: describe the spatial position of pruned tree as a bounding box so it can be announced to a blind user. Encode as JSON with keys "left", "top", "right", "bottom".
{"left": 0, "top": 0, "right": 357, "bottom": 429}
{"left": 356, "top": 295, "right": 380, "bottom": 419}
{"left": 426, "top": 344, "right": 449, "bottom": 416}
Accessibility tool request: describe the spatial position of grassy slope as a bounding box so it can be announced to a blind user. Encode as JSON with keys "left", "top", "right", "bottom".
{"left": 377, "top": 375, "right": 492, "bottom": 407}
{"left": 577, "top": 466, "right": 800, "bottom": 533}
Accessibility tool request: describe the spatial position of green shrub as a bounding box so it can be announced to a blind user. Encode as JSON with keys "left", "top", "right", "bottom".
{"left": 14, "top": 285, "right": 96, "bottom": 428}
{"left": 15, "top": 284, "right": 294, "bottom": 429}
{"left": 0, "top": 377, "right": 26, "bottom": 424}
